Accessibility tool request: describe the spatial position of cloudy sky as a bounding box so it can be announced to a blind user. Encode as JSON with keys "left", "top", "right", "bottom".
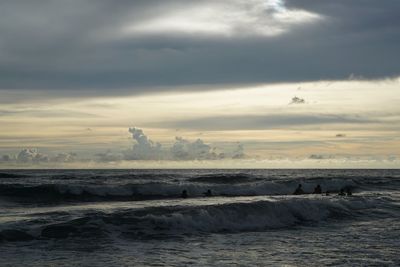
{"left": 0, "top": 0, "right": 399, "bottom": 168}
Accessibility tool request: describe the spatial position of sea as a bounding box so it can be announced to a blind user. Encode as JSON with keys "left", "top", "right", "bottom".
{"left": 0, "top": 169, "right": 399, "bottom": 266}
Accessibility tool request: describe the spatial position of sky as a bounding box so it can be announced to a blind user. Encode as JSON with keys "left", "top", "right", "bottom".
{"left": 0, "top": 0, "right": 399, "bottom": 168}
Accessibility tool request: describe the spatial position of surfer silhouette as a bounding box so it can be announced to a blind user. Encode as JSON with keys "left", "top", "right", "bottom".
{"left": 313, "top": 184, "right": 322, "bottom": 194}
{"left": 203, "top": 189, "right": 212, "bottom": 197}
{"left": 293, "top": 184, "right": 304, "bottom": 195}
{"left": 181, "top": 190, "right": 188, "bottom": 199}
{"left": 338, "top": 188, "right": 346, "bottom": 196}
{"left": 346, "top": 187, "right": 352, "bottom": 196}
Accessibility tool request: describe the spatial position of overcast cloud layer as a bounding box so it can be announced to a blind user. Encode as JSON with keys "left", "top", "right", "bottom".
{"left": 0, "top": 0, "right": 399, "bottom": 94}
{"left": 152, "top": 114, "right": 376, "bottom": 131}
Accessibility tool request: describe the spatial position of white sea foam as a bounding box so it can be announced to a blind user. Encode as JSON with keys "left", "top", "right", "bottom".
{"left": 68, "top": 196, "right": 381, "bottom": 236}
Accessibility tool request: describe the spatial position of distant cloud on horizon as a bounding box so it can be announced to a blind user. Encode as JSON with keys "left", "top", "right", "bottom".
{"left": 0, "top": 128, "right": 247, "bottom": 165}
{"left": 124, "top": 127, "right": 245, "bottom": 161}
{"left": 1, "top": 149, "right": 77, "bottom": 164}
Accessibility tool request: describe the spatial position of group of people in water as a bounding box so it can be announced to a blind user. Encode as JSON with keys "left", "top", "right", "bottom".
{"left": 180, "top": 184, "right": 352, "bottom": 199}
{"left": 293, "top": 184, "right": 353, "bottom": 196}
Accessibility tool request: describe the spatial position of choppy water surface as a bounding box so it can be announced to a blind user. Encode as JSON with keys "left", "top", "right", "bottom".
{"left": 0, "top": 169, "right": 399, "bottom": 266}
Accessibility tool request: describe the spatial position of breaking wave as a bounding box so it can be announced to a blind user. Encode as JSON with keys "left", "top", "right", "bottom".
{"left": 0, "top": 178, "right": 357, "bottom": 203}
{"left": 1, "top": 196, "right": 391, "bottom": 242}
{"left": 1, "top": 170, "right": 399, "bottom": 204}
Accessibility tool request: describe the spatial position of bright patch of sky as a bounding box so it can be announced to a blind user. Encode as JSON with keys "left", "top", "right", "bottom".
{"left": 122, "top": 0, "right": 321, "bottom": 37}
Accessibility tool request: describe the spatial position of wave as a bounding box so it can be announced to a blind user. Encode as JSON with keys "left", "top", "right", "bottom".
{"left": 188, "top": 173, "right": 258, "bottom": 184}
{"left": 1, "top": 169, "right": 399, "bottom": 204}
{"left": 0, "top": 178, "right": 358, "bottom": 203}
{"left": 0, "top": 196, "right": 388, "bottom": 242}
{"left": 0, "top": 172, "right": 29, "bottom": 179}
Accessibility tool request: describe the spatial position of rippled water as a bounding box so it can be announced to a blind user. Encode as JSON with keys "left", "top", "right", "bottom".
{"left": 0, "top": 169, "right": 399, "bottom": 266}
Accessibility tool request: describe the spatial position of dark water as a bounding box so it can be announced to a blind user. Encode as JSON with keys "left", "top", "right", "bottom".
{"left": 0, "top": 169, "right": 399, "bottom": 266}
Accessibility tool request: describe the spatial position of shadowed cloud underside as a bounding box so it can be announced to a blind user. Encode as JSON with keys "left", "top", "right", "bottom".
{"left": 0, "top": 0, "right": 399, "bottom": 93}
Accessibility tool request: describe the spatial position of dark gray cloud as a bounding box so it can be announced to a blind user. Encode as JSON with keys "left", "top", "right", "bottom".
{"left": 0, "top": 0, "right": 399, "bottom": 95}
{"left": 290, "top": 96, "right": 305, "bottom": 104}
{"left": 150, "top": 114, "right": 376, "bottom": 131}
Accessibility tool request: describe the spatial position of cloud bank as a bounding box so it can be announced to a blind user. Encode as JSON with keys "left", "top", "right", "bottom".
{"left": 0, "top": 128, "right": 246, "bottom": 165}
{"left": 1, "top": 149, "right": 77, "bottom": 164}
{"left": 0, "top": 0, "right": 399, "bottom": 94}
{"left": 124, "top": 127, "right": 163, "bottom": 160}
{"left": 124, "top": 128, "right": 244, "bottom": 160}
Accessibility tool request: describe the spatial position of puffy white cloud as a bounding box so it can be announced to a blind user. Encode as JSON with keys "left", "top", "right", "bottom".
{"left": 124, "top": 127, "right": 163, "bottom": 160}
{"left": 16, "top": 149, "right": 49, "bottom": 163}
{"left": 0, "top": 128, "right": 246, "bottom": 165}
{"left": 170, "top": 137, "right": 216, "bottom": 160}
{"left": 123, "top": 127, "right": 244, "bottom": 161}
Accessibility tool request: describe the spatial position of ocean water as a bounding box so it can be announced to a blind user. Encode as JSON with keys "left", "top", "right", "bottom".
{"left": 0, "top": 169, "right": 399, "bottom": 266}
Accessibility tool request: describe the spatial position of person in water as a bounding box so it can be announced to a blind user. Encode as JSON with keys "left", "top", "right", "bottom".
{"left": 181, "top": 190, "right": 188, "bottom": 199}
{"left": 313, "top": 184, "right": 322, "bottom": 194}
{"left": 293, "top": 184, "right": 304, "bottom": 195}
{"left": 346, "top": 187, "right": 352, "bottom": 196}
{"left": 338, "top": 188, "right": 346, "bottom": 196}
{"left": 203, "top": 189, "right": 212, "bottom": 197}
